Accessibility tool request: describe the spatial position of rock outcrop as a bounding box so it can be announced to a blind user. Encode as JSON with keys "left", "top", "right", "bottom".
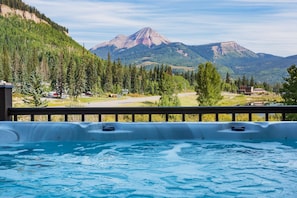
{"left": 0, "top": 4, "right": 48, "bottom": 24}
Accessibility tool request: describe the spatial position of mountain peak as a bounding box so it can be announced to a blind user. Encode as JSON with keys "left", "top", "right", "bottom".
{"left": 91, "top": 27, "right": 170, "bottom": 50}
{"left": 211, "top": 41, "right": 257, "bottom": 57}
{"left": 128, "top": 27, "right": 170, "bottom": 48}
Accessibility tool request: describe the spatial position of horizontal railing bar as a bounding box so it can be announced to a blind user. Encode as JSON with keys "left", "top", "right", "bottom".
{"left": 8, "top": 106, "right": 297, "bottom": 116}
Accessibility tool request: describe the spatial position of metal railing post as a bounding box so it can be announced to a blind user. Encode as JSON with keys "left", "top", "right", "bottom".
{"left": 0, "top": 81, "right": 13, "bottom": 121}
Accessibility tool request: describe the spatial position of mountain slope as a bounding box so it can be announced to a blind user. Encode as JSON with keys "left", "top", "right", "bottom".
{"left": 0, "top": 0, "right": 103, "bottom": 96}
{"left": 91, "top": 28, "right": 297, "bottom": 83}
{"left": 0, "top": 0, "right": 67, "bottom": 32}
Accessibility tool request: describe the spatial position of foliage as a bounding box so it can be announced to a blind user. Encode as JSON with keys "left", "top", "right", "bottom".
{"left": 0, "top": 0, "right": 68, "bottom": 32}
{"left": 22, "top": 71, "right": 48, "bottom": 107}
{"left": 195, "top": 62, "right": 222, "bottom": 106}
{"left": 281, "top": 65, "right": 297, "bottom": 105}
{"left": 158, "top": 94, "right": 180, "bottom": 107}
{"left": 157, "top": 67, "right": 181, "bottom": 107}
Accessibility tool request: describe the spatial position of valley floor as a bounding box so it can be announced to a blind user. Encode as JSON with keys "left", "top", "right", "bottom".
{"left": 84, "top": 93, "right": 197, "bottom": 107}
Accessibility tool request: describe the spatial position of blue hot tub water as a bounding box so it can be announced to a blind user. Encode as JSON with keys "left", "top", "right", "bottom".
{"left": 1, "top": 122, "right": 297, "bottom": 197}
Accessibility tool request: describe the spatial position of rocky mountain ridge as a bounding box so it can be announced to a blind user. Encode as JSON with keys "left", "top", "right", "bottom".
{"left": 92, "top": 27, "right": 170, "bottom": 50}
{"left": 91, "top": 27, "right": 297, "bottom": 83}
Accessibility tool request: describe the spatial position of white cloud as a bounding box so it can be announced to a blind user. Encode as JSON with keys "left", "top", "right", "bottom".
{"left": 23, "top": 0, "right": 297, "bottom": 56}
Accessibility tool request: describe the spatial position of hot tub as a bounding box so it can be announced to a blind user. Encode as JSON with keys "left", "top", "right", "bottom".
{"left": 1, "top": 121, "right": 297, "bottom": 197}
{"left": 1, "top": 121, "right": 297, "bottom": 143}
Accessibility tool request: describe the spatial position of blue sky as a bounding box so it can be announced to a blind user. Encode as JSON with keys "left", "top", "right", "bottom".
{"left": 23, "top": 0, "right": 297, "bottom": 57}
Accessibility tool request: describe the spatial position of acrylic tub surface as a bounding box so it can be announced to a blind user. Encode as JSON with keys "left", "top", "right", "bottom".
{"left": 0, "top": 122, "right": 297, "bottom": 143}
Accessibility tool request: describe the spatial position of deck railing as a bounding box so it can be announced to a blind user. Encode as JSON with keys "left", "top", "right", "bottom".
{"left": 1, "top": 83, "right": 297, "bottom": 122}
{"left": 6, "top": 106, "right": 297, "bottom": 122}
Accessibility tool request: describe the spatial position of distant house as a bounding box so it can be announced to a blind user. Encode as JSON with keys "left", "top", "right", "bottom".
{"left": 238, "top": 86, "right": 253, "bottom": 95}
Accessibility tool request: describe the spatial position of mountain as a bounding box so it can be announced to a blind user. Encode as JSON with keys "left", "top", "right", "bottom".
{"left": 0, "top": 0, "right": 67, "bottom": 32}
{"left": 0, "top": 0, "right": 103, "bottom": 96}
{"left": 91, "top": 27, "right": 297, "bottom": 83}
{"left": 91, "top": 27, "right": 170, "bottom": 50}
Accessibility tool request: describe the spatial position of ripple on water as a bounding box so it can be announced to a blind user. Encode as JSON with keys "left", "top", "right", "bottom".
{"left": 0, "top": 140, "right": 297, "bottom": 197}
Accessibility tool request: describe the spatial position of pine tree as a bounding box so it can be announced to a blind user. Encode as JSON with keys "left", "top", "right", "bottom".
{"left": 2, "top": 44, "right": 12, "bottom": 82}
{"left": 73, "top": 58, "right": 86, "bottom": 99}
{"left": 242, "top": 75, "right": 248, "bottom": 86}
{"left": 23, "top": 71, "right": 48, "bottom": 107}
{"left": 66, "top": 56, "right": 76, "bottom": 97}
{"left": 123, "top": 66, "right": 131, "bottom": 92}
{"left": 104, "top": 53, "right": 113, "bottom": 92}
{"left": 130, "top": 65, "right": 140, "bottom": 93}
{"left": 113, "top": 59, "right": 123, "bottom": 94}
{"left": 225, "top": 72, "right": 231, "bottom": 84}
{"left": 249, "top": 76, "right": 255, "bottom": 86}
{"left": 56, "top": 52, "right": 66, "bottom": 98}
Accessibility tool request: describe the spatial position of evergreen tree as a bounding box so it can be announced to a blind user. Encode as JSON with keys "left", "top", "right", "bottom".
{"left": 91, "top": 59, "right": 103, "bottom": 95}
{"left": 23, "top": 71, "right": 48, "bottom": 107}
{"left": 66, "top": 56, "right": 76, "bottom": 97}
{"left": 281, "top": 65, "right": 297, "bottom": 105}
{"left": 190, "top": 70, "right": 196, "bottom": 86}
{"left": 104, "top": 53, "right": 113, "bottom": 92}
{"left": 225, "top": 72, "right": 231, "bottom": 84}
{"left": 123, "top": 66, "right": 131, "bottom": 92}
{"left": 235, "top": 77, "right": 241, "bottom": 88}
{"left": 27, "top": 48, "right": 39, "bottom": 75}
{"left": 242, "top": 75, "right": 248, "bottom": 86}
{"left": 249, "top": 76, "right": 255, "bottom": 86}
{"left": 85, "top": 57, "right": 99, "bottom": 94}
{"left": 1, "top": 44, "right": 12, "bottom": 82}
{"left": 56, "top": 52, "right": 66, "bottom": 98}
{"left": 73, "top": 58, "right": 86, "bottom": 99}
{"left": 113, "top": 59, "right": 123, "bottom": 94}
{"left": 195, "top": 62, "right": 222, "bottom": 106}
{"left": 11, "top": 50, "right": 21, "bottom": 82}
{"left": 139, "top": 66, "right": 147, "bottom": 94}
{"left": 130, "top": 65, "right": 139, "bottom": 93}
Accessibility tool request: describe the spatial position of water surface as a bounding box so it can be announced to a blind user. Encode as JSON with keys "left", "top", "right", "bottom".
{"left": 1, "top": 140, "right": 297, "bottom": 197}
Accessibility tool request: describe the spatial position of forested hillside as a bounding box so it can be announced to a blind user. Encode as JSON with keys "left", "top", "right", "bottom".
{"left": 0, "top": 13, "right": 100, "bottom": 95}
{"left": 0, "top": 1, "right": 192, "bottom": 101}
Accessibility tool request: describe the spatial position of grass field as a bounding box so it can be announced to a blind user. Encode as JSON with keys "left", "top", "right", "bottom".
{"left": 13, "top": 92, "right": 283, "bottom": 108}
{"left": 119, "top": 92, "right": 283, "bottom": 107}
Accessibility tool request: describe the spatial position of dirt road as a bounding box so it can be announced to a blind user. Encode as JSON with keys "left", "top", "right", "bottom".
{"left": 85, "top": 92, "right": 196, "bottom": 107}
